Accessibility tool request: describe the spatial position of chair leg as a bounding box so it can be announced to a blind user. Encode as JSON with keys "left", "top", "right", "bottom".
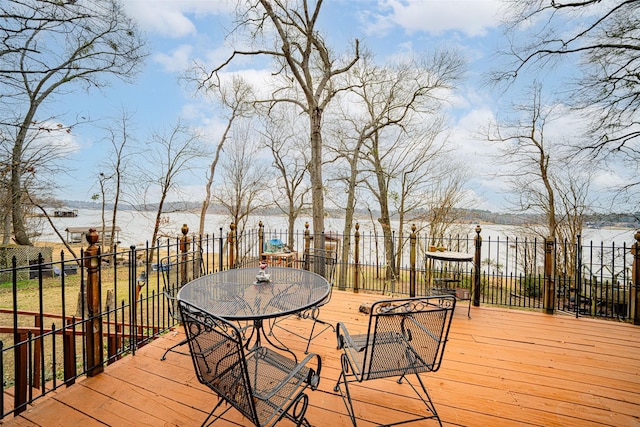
{"left": 160, "top": 336, "right": 189, "bottom": 361}
{"left": 333, "top": 357, "right": 358, "bottom": 427}
{"left": 202, "top": 396, "right": 232, "bottom": 427}
{"left": 270, "top": 309, "right": 335, "bottom": 354}
{"left": 304, "top": 317, "right": 335, "bottom": 353}
{"left": 403, "top": 373, "right": 442, "bottom": 427}
{"left": 333, "top": 364, "right": 442, "bottom": 427}
{"left": 282, "top": 391, "right": 311, "bottom": 427}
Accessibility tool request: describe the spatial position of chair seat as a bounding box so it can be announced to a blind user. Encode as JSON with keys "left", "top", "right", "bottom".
{"left": 247, "top": 347, "right": 317, "bottom": 421}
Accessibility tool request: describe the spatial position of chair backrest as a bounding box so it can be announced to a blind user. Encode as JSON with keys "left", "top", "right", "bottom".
{"left": 362, "top": 296, "right": 455, "bottom": 381}
{"left": 178, "top": 300, "right": 259, "bottom": 424}
{"left": 160, "top": 250, "right": 204, "bottom": 322}
{"left": 302, "top": 248, "right": 337, "bottom": 285}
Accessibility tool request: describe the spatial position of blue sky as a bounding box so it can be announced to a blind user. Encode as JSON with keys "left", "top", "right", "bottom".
{"left": 50, "top": 0, "right": 626, "bottom": 213}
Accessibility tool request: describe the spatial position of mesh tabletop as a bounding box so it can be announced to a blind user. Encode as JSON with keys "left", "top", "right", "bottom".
{"left": 177, "top": 267, "right": 330, "bottom": 321}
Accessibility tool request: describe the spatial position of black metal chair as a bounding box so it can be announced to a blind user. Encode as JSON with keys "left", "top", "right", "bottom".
{"left": 334, "top": 296, "right": 456, "bottom": 426}
{"left": 179, "top": 300, "right": 322, "bottom": 427}
{"left": 270, "top": 248, "right": 337, "bottom": 353}
{"left": 160, "top": 250, "right": 204, "bottom": 361}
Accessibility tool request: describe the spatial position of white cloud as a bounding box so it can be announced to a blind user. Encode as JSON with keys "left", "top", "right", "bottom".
{"left": 125, "top": 2, "right": 195, "bottom": 38}
{"left": 34, "top": 121, "right": 81, "bottom": 153}
{"left": 153, "top": 44, "right": 193, "bottom": 73}
{"left": 123, "top": 0, "right": 235, "bottom": 38}
{"left": 372, "top": 0, "right": 503, "bottom": 37}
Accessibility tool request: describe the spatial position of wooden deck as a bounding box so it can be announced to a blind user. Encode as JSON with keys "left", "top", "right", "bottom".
{"left": 2, "top": 291, "right": 639, "bottom": 426}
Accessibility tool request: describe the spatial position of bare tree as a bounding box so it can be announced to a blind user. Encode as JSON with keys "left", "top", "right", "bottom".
{"left": 203, "top": 0, "right": 359, "bottom": 246}
{"left": 484, "top": 84, "right": 560, "bottom": 238}
{"left": 496, "top": 1, "right": 640, "bottom": 164}
{"left": 361, "top": 128, "right": 448, "bottom": 278}
{"left": 0, "top": 119, "right": 74, "bottom": 244}
{"left": 353, "top": 53, "right": 464, "bottom": 278}
{"left": 419, "top": 161, "right": 472, "bottom": 247}
{"left": 555, "top": 164, "right": 592, "bottom": 277}
{"left": 197, "top": 76, "right": 255, "bottom": 237}
{"left": 213, "top": 123, "right": 271, "bottom": 261}
{"left": 324, "top": 116, "right": 366, "bottom": 286}
{"left": 0, "top": 0, "right": 147, "bottom": 245}
{"left": 98, "top": 110, "right": 136, "bottom": 253}
{"left": 325, "top": 53, "right": 388, "bottom": 285}
{"left": 483, "top": 83, "right": 593, "bottom": 275}
{"left": 260, "top": 107, "right": 310, "bottom": 249}
{"left": 139, "top": 121, "right": 207, "bottom": 261}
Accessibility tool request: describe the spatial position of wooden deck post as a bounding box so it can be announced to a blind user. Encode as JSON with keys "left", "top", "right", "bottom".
{"left": 84, "top": 228, "right": 103, "bottom": 377}
{"left": 64, "top": 318, "right": 77, "bottom": 383}
{"left": 354, "top": 223, "right": 360, "bottom": 293}
{"left": 258, "top": 221, "right": 264, "bottom": 259}
{"left": 14, "top": 332, "right": 28, "bottom": 415}
{"left": 304, "top": 222, "right": 311, "bottom": 253}
{"left": 180, "top": 224, "right": 189, "bottom": 285}
{"left": 632, "top": 230, "right": 640, "bottom": 325}
{"left": 544, "top": 237, "right": 556, "bottom": 314}
{"left": 409, "top": 224, "right": 416, "bottom": 297}
{"left": 228, "top": 223, "right": 236, "bottom": 269}
{"left": 473, "top": 225, "right": 482, "bottom": 307}
{"left": 33, "top": 316, "right": 41, "bottom": 389}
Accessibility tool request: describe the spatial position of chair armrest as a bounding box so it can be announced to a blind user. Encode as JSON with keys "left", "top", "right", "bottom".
{"left": 252, "top": 349, "right": 322, "bottom": 400}
{"left": 336, "top": 322, "right": 365, "bottom": 352}
{"left": 300, "top": 351, "right": 322, "bottom": 390}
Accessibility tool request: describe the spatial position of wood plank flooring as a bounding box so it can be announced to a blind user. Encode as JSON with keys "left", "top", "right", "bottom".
{"left": 1, "top": 291, "right": 639, "bottom": 426}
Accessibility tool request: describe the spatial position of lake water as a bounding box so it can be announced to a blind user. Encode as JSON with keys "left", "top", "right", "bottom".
{"left": 34, "top": 208, "right": 638, "bottom": 249}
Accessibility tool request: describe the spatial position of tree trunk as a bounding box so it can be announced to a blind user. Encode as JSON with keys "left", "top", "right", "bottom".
{"left": 340, "top": 200, "right": 355, "bottom": 290}
{"left": 11, "top": 122, "right": 31, "bottom": 246}
{"left": 199, "top": 182, "right": 212, "bottom": 239}
{"left": 309, "top": 107, "right": 325, "bottom": 246}
{"left": 149, "top": 194, "right": 166, "bottom": 265}
{"left": 378, "top": 206, "right": 395, "bottom": 280}
{"left": 287, "top": 204, "right": 296, "bottom": 250}
{"left": 340, "top": 154, "right": 360, "bottom": 289}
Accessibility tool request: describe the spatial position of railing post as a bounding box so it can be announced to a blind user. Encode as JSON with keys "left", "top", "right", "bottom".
{"left": 543, "top": 237, "right": 556, "bottom": 314}
{"left": 304, "top": 222, "right": 311, "bottom": 253}
{"left": 180, "top": 224, "right": 189, "bottom": 285}
{"left": 258, "top": 221, "right": 265, "bottom": 260}
{"left": 354, "top": 223, "right": 360, "bottom": 293}
{"left": 84, "top": 228, "right": 103, "bottom": 377}
{"left": 302, "top": 222, "right": 311, "bottom": 271}
{"left": 105, "top": 288, "right": 117, "bottom": 365}
{"left": 33, "top": 316, "right": 41, "bottom": 389}
{"left": 218, "top": 227, "right": 223, "bottom": 272}
{"left": 631, "top": 230, "right": 640, "bottom": 325}
{"left": 129, "top": 245, "right": 138, "bottom": 354}
{"left": 409, "top": 224, "right": 416, "bottom": 297}
{"left": 10, "top": 255, "right": 28, "bottom": 415}
{"left": 473, "top": 225, "right": 482, "bottom": 307}
{"left": 228, "top": 223, "right": 236, "bottom": 269}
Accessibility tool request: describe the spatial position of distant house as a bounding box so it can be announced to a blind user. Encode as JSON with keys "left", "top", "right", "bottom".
{"left": 65, "top": 226, "right": 121, "bottom": 245}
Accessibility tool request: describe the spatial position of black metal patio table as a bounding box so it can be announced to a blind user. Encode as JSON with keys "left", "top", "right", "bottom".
{"left": 177, "top": 266, "right": 330, "bottom": 359}
{"left": 425, "top": 250, "right": 474, "bottom": 317}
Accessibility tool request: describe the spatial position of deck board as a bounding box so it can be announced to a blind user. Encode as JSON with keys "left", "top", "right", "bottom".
{"left": 2, "top": 290, "right": 639, "bottom": 427}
